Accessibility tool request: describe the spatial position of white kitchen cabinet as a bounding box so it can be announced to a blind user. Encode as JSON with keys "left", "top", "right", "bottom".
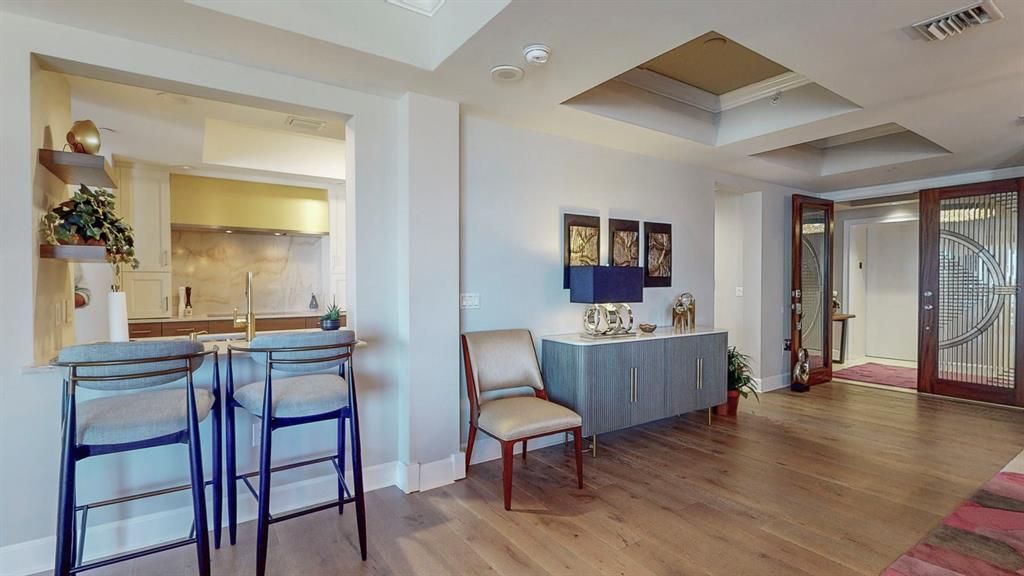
{"left": 124, "top": 271, "right": 172, "bottom": 319}
{"left": 329, "top": 273, "right": 347, "bottom": 310}
{"left": 118, "top": 164, "right": 171, "bottom": 273}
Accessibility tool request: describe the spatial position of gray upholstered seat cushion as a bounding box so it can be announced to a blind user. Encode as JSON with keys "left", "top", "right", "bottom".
{"left": 234, "top": 373, "right": 348, "bottom": 418}
{"left": 477, "top": 396, "right": 581, "bottom": 441}
{"left": 77, "top": 388, "right": 213, "bottom": 445}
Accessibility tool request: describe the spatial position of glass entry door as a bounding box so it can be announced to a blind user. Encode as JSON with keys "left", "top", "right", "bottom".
{"left": 791, "top": 195, "right": 835, "bottom": 391}
{"left": 919, "top": 178, "right": 1023, "bottom": 407}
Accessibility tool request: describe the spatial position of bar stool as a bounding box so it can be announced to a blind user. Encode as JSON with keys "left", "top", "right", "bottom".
{"left": 226, "top": 330, "right": 366, "bottom": 576}
{"left": 52, "top": 340, "right": 221, "bottom": 576}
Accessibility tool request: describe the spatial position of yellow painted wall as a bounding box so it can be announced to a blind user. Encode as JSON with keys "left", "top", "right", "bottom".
{"left": 170, "top": 174, "right": 328, "bottom": 234}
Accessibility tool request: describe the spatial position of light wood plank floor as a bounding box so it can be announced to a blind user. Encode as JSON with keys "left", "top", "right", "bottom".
{"left": 58, "top": 383, "right": 1024, "bottom": 576}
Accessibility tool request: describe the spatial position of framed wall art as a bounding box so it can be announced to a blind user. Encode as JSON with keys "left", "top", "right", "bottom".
{"left": 643, "top": 221, "right": 672, "bottom": 287}
{"left": 563, "top": 213, "right": 600, "bottom": 288}
{"left": 608, "top": 218, "right": 640, "bottom": 267}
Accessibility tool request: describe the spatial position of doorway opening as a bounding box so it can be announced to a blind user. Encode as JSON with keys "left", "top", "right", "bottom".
{"left": 832, "top": 194, "right": 920, "bottom": 393}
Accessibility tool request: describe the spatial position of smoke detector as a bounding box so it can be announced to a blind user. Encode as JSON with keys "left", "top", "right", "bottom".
{"left": 522, "top": 44, "right": 551, "bottom": 66}
{"left": 912, "top": 0, "right": 1003, "bottom": 41}
{"left": 490, "top": 65, "right": 524, "bottom": 82}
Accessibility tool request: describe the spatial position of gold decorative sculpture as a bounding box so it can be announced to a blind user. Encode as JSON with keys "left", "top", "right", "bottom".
{"left": 66, "top": 120, "right": 101, "bottom": 155}
{"left": 672, "top": 292, "right": 696, "bottom": 332}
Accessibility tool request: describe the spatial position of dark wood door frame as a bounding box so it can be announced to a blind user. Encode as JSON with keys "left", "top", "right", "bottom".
{"left": 791, "top": 194, "right": 835, "bottom": 391}
{"left": 918, "top": 177, "right": 1024, "bottom": 407}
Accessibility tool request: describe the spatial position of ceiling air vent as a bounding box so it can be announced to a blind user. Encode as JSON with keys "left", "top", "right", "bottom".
{"left": 285, "top": 116, "right": 327, "bottom": 132}
{"left": 912, "top": 0, "right": 1004, "bottom": 41}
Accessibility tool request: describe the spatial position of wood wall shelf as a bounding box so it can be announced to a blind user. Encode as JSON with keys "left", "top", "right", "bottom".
{"left": 39, "top": 244, "right": 109, "bottom": 263}
{"left": 38, "top": 149, "right": 117, "bottom": 189}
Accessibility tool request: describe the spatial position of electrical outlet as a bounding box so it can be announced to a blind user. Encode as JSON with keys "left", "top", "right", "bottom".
{"left": 460, "top": 293, "right": 480, "bottom": 309}
{"left": 735, "top": 287, "right": 744, "bottom": 297}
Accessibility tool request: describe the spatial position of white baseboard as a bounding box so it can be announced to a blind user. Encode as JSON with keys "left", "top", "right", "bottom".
{"left": 0, "top": 460, "right": 397, "bottom": 576}
{"left": 394, "top": 452, "right": 463, "bottom": 494}
{"left": 757, "top": 373, "right": 789, "bottom": 393}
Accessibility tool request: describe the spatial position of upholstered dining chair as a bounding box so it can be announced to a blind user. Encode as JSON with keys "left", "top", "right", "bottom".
{"left": 226, "top": 330, "right": 365, "bottom": 576}
{"left": 52, "top": 340, "right": 219, "bottom": 576}
{"left": 461, "top": 329, "right": 583, "bottom": 510}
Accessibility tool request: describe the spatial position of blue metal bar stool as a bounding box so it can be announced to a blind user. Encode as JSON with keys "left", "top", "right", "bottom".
{"left": 226, "top": 330, "right": 365, "bottom": 576}
{"left": 51, "top": 340, "right": 221, "bottom": 576}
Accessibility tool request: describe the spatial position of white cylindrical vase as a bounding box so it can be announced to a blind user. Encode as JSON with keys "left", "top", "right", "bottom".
{"left": 108, "top": 291, "right": 129, "bottom": 342}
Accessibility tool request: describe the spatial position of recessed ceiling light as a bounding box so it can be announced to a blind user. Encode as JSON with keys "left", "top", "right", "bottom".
{"left": 225, "top": 230, "right": 233, "bottom": 234}
{"left": 491, "top": 65, "right": 524, "bottom": 82}
{"left": 273, "top": 232, "right": 285, "bottom": 236}
{"left": 703, "top": 36, "right": 728, "bottom": 48}
{"left": 178, "top": 165, "right": 194, "bottom": 171}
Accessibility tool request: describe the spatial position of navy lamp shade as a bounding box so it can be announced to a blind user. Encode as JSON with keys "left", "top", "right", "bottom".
{"left": 569, "top": 266, "right": 644, "bottom": 304}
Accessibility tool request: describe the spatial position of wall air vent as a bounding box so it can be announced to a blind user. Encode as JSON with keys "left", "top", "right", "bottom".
{"left": 285, "top": 116, "right": 327, "bottom": 132}
{"left": 912, "top": 0, "right": 1004, "bottom": 41}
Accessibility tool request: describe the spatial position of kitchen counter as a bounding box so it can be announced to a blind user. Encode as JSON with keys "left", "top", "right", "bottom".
{"left": 24, "top": 327, "right": 364, "bottom": 374}
{"left": 129, "top": 311, "right": 340, "bottom": 324}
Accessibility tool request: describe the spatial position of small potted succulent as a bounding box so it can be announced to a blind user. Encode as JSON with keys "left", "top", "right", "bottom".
{"left": 320, "top": 303, "right": 343, "bottom": 331}
{"left": 716, "top": 346, "right": 759, "bottom": 416}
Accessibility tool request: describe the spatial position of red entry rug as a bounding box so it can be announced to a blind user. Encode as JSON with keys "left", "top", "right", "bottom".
{"left": 882, "top": 452, "right": 1024, "bottom": 575}
{"left": 833, "top": 362, "right": 918, "bottom": 390}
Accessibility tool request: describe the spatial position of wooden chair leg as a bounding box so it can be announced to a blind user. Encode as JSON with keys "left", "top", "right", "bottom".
{"left": 465, "top": 423, "right": 477, "bottom": 476}
{"left": 501, "top": 441, "right": 514, "bottom": 511}
{"left": 573, "top": 428, "right": 583, "bottom": 489}
{"left": 522, "top": 439, "right": 527, "bottom": 460}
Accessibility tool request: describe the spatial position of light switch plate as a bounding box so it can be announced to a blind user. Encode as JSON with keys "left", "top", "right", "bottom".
{"left": 735, "top": 287, "right": 744, "bottom": 297}
{"left": 460, "top": 293, "right": 480, "bottom": 309}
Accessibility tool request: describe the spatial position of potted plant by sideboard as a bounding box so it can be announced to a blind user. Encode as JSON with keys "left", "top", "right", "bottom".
{"left": 320, "top": 303, "right": 343, "bottom": 331}
{"left": 40, "top": 184, "right": 139, "bottom": 341}
{"left": 716, "top": 346, "right": 759, "bottom": 416}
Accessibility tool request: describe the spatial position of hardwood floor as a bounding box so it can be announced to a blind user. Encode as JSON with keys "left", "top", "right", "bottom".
{"left": 60, "top": 383, "right": 1024, "bottom": 576}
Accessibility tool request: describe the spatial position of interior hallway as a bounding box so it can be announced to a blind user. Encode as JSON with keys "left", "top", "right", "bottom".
{"left": 55, "top": 383, "right": 1024, "bottom": 576}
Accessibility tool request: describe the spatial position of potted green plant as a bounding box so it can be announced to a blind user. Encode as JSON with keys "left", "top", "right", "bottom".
{"left": 320, "top": 303, "right": 343, "bottom": 331}
{"left": 716, "top": 346, "right": 759, "bottom": 416}
{"left": 40, "top": 184, "right": 139, "bottom": 275}
{"left": 40, "top": 184, "right": 139, "bottom": 341}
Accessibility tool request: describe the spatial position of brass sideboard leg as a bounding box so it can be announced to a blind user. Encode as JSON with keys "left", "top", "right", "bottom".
{"left": 707, "top": 407, "right": 712, "bottom": 426}
{"left": 591, "top": 434, "right": 597, "bottom": 458}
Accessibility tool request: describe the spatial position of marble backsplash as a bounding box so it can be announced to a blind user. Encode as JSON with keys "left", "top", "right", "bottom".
{"left": 171, "top": 230, "right": 324, "bottom": 317}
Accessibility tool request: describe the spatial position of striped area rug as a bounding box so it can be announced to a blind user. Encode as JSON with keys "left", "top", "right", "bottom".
{"left": 883, "top": 451, "right": 1024, "bottom": 575}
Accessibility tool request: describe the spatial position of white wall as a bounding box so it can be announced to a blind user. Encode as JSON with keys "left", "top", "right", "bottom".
{"left": 459, "top": 115, "right": 804, "bottom": 456}
{"left": 714, "top": 190, "right": 746, "bottom": 352}
{"left": 864, "top": 220, "right": 918, "bottom": 361}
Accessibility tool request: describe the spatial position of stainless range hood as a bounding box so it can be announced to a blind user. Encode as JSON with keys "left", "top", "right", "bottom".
{"left": 170, "top": 174, "right": 328, "bottom": 236}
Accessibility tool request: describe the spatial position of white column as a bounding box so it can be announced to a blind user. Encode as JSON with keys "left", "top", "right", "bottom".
{"left": 395, "top": 92, "right": 461, "bottom": 492}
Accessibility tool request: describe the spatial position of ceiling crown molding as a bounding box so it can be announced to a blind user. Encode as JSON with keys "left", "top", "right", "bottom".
{"left": 617, "top": 69, "right": 810, "bottom": 114}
